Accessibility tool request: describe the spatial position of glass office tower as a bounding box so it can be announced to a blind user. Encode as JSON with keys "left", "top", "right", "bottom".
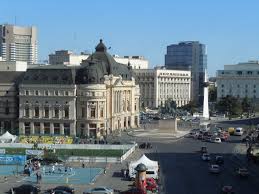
{"left": 165, "top": 41, "right": 207, "bottom": 105}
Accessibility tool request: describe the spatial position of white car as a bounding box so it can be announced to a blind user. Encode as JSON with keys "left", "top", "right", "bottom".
{"left": 210, "top": 137, "right": 221, "bottom": 143}
{"left": 83, "top": 187, "right": 114, "bottom": 194}
{"left": 234, "top": 127, "right": 243, "bottom": 136}
{"left": 201, "top": 153, "right": 211, "bottom": 161}
{"left": 209, "top": 164, "right": 220, "bottom": 173}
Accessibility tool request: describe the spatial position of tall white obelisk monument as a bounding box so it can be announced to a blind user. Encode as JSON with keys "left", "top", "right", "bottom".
{"left": 203, "top": 70, "right": 209, "bottom": 119}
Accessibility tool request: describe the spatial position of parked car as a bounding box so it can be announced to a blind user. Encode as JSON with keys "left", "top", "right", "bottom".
{"left": 215, "top": 155, "right": 224, "bottom": 165}
{"left": 209, "top": 164, "right": 220, "bottom": 173}
{"left": 83, "top": 187, "right": 114, "bottom": 194}
{"left": 210, "top": 137, "right": 221, "bottom": 143}
{"left": 47, "top": 190, "right": 71, "bottom": 194}
{"left": 11, "top": 184, "right": 40, "bottom": 194}
{"left": 221, "top": 185, "right": 235, "bottom": 194}
{"left": 234, "top": 127, "right": 244, "bottom": 136}
{"left": 200, "top": 146, "right": 208, "bottom": 153}
{"left": 201, "top": 153, "right": 211, "bottom": 161}
{"left": 47, "top": 186, "right": 75, "bottom": 194}
{"left": 139, "top": 143, "right": 152, "bottom": 149}
{"left": 236, "top": 167, "right": 249, "bottom": 177}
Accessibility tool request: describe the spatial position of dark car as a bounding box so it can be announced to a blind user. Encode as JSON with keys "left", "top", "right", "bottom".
{"left": 221, "top": 185, "right": 235, "bottom": 194}
{"left": 200, "top": 146, "right": 207, "bottom": 153}
{"left": 121, "top": 188, "right": 146, "bottom": 194}
{"left": 215, "top": 155, "right": 224, "bottom": 165}
{"left": 48, "top": 190, "right": 71, "bottom": 194}
{"left": 11, "top": 184, "right": 40, "bottom": 194}
{"left": 48, "top": 186, "right": 75, "bottom": 194}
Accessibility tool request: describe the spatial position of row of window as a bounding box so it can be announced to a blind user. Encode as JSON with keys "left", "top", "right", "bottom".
{"left": 23, "top": 90, "right": 71, "bottom": 96}
{"left": 24, "top": 106, "right": 69, "bottom": 119}
{"left": 221, "top": 71, "right": 259, "bottom": 75}
{"left": 221, "top": 84, "right": 256, "bottom": 88}
{"left": 81, "top": 107, "right": 104, "bottom": 118}
{"left": 221, "top": 89, "right": 257, "bottom": 93}
{"left": 24, "top": 122, "right": 70, "bottom": 135}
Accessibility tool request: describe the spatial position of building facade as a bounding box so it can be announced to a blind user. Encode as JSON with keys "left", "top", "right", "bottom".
{"left": 113, "top": 55, "right": 148, "bottom": 69}
{"left": 0, "top": 61, "right": 27, "bottom": 71}
{"left": 49, "top": 50, "right": 89, "bottom": 66}
{"left": 165, "top": 41, "right": 207, "bottom": 104}
{"left": 0, "top": 24, "right": 37, "bottom": 64}
{"left": 18, "top": 40, "right": 140, "bottom": 138}
{"left": 134, "top": 67, "right": 191, "bottom": 108}
{"left": 216, "top": 61, "right": 259, "bottom": 104}
{"left": 0, "top": 72, "right": 24, "bottom": 135}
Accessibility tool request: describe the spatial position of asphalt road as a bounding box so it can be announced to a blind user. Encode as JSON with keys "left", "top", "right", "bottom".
{"left": 145, "top": 136, "right": 259, "bottom": 194}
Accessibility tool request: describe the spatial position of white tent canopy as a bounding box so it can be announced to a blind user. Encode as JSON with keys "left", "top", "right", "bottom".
{"left": 128, "top": 154, "right": 159, "bottom": 179}
{"left": 0, "top": 131, "right": 17, "bottom": 143}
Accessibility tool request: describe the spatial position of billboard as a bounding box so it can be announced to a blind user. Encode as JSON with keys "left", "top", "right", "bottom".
{"left": 0, "top": 155, "right": 27, "bottom": 165}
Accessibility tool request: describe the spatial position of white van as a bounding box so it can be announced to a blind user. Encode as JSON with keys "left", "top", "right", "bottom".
{"left": 234, "top": 127, "right": 243, "bottom": 136}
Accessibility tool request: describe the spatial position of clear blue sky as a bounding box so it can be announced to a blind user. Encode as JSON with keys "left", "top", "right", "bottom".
{"left": 2, "top": 0, "right": 259, "bottom": 76}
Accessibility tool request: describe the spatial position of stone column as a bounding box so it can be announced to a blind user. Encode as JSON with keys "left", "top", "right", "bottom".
{"left": 19, "top": 122, "right": 25, "bottom": 135}
{"left": 30, "top": 122, "right": 34, "bottom": 135}
{"left": 70, "top": 122, "right": 76, "bottom": 136}
{"left": 50, "top": 123, "right": 54, "bottom": 135}
{"left": 40, "top": 123, "right": 44, "bottom": 135}
{"left": 60, "top": 123, "right": 64, "bottom": 135}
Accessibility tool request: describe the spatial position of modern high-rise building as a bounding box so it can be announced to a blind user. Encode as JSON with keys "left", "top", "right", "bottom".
{"left": 0, "top": 24, "right": 37, "bottom": 64}
{"left": 165, "top": 41, "right": 207, "bottom": 104}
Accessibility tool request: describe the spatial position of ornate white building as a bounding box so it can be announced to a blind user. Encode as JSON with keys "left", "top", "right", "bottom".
{"left": 18, "top": 40, "right": 140, "bottom": 138}
{"left": 133, "top": 67, "right": 191, "bottom": 108}
{"left": 217, "top": 61, "right": 259, "bottom": 104}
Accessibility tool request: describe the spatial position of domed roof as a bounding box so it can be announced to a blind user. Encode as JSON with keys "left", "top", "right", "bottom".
{"left": 76, "top": 39, "right": 133, "bottom": 84}
{"left": 135, "top": 163, "right": 148, "bottom": 172}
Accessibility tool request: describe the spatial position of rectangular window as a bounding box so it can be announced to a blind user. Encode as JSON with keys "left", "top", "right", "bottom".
{"left": 25, "top": 90, "right": 29, "bottom": 95}
{"left": 54, "top": 107, "right": 59, "bottom": 118}
{"left": 25, "top": 106, "right": 30, "bottom": 117}
{"left": 44, "top": 107, "right": 49, "bottom": 118}
{"left": 64, "top": 107, "right": 69, "bottom": 118}
{"left": 64, "top": 123, "right": 70, "bottom": 136}
{"left": 55, "top": 91, "right": 59, "bottom": 96}
{"left": 35, "top": 90, "right": 39, "bottom": 96}
{"left": 34, "top": 122, "right": 40, "bottom": 134}
{"left": 82, "top": 107, "right": 85, "bottom": 118}
{"left": 100, "top": 108, "right": 104, "bottom": 118}
{"left": 44, "top": 123, "right": 50, "bottom": 134}
{"left": 45, "top": 91, "right": 49, "bottom": 96}
{"left": 89, "top": 123, "right": 97, "bottom": 128}
{"left": 25, "top": 122, "right": 30, "bottom": 135}
{"left": 5, "top": 107, "right": 9, "bottom": 115}
{"left": 54, "top": 123, "right": 60, "bottom": 135}
{"left": 34, "top": 106, "right": 39, "bottom": 118}
{"left": 91, "top": 108, "right": 95, "bottom": 118}
{"left": 65, "top": 91, "right": 69, "bottom": 96}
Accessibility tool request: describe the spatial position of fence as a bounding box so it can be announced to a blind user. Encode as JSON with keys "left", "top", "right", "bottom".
{"left": 0, "top": 143, "right": 134, "bottom": 150}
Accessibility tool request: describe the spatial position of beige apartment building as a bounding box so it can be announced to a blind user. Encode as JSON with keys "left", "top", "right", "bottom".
{"left": 134, "top": 67, "right": 191, "bottom": 108}
{"left": 18, "top": 40, "right": 140, "bottom": 138}
{"left": 0, "top": 24, "right": 37, "bottom": 64}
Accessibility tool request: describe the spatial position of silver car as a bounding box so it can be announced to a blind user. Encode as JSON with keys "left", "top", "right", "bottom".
{"left": 83, "top": 187, "right": 114, "bottom": 194}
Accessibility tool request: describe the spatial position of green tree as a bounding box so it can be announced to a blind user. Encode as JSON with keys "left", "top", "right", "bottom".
{"left": 209, "top": 86, "right": 217, "bottom": 102}
{"left": 241, "top": 97, "right": 252, "bottom": 116}
{"left": 181, "top": 101, "right": 198, "bottom": 115}
{"left": 216, "top": 95, "right": 242, "bottom": 119}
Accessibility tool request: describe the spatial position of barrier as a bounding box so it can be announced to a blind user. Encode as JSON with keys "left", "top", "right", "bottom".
{"left": 0, "top": 143, "right": 134, "bottom": 150}
{"left": 67, "top": 144, "right": 136, "bottom": 163}
{"left": 0, "top": 155, "right": 26, "bottom": 165}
